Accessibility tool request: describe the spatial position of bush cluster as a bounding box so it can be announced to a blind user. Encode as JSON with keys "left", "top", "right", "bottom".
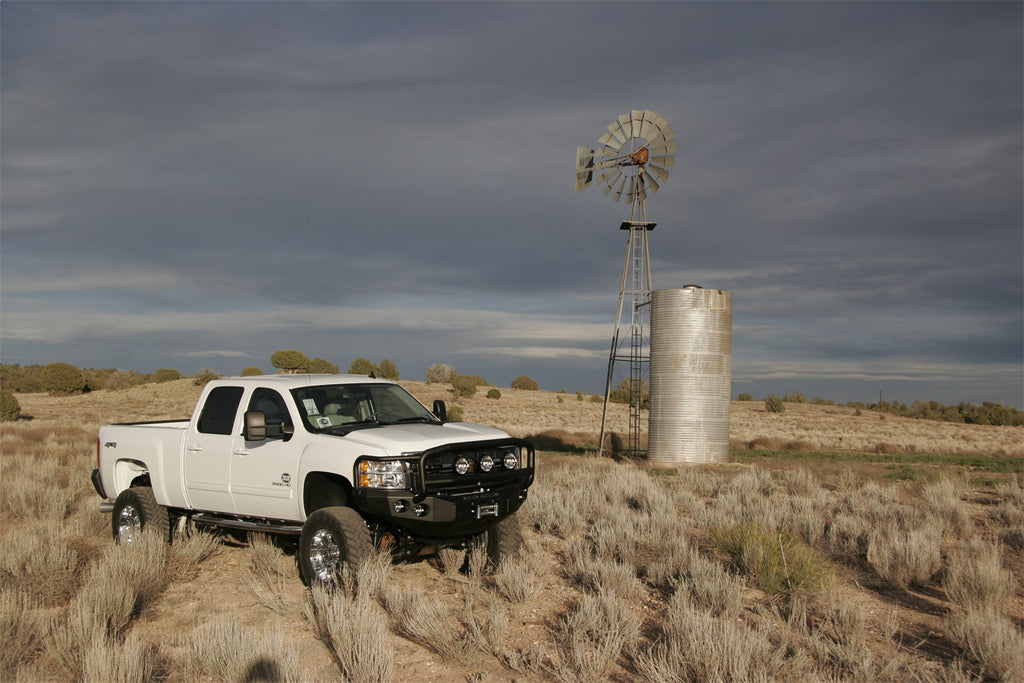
{"left": 764, "top": 394, "right": 785, "bottom": 413}
{"left": 510, "top": 376, "right": 538, "bottom": 391}
{"left": 0, "top": 389, "right": 20, "bottom": 421}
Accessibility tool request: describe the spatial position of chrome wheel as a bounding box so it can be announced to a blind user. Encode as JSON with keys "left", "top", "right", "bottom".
{"left": 307, "top": 528, "right": 342, "bottom": 582}
{"left": 116, "top": 502, "right": 143, "bottom": 544}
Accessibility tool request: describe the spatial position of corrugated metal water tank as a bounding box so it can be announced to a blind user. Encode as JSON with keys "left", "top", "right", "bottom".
{"left": 649, "top": 286, "right": 732, "bottom": 465}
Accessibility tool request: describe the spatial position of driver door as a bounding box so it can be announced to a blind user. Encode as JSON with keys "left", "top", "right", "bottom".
{"left": 230, "top": 388, "right": 301, "bottom": 520}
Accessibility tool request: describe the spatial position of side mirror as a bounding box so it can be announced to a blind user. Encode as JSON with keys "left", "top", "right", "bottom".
{"left": 432, "top": 400, "right": 447, "bottom": 422}
{"left": 244, "top": 410, "right": 267, "bottom": 441}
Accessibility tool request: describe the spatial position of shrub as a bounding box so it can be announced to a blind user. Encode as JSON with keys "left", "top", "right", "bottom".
{"left": 943, "top": 540, "right": 1015, "bottom": 610}
{"left": 154, "top": 368, "right": 180, "bottom": 383}
{"left": 309, "top": 358, "right": 339, "bottom": 374}
{"left": 783, "top": 391, "right": 806, "bottom": 403}
{"left": 426, "top": 363, "right": 455, "bottom": 383}
{"left": 42, "top": 362, "right": 85, "bottom": 394}
{"left": 0, "top": 389, "right": 20, "bottom": 422}
{"left": 709, "top": 523, "right": 831, "bottom": 601}
{"left": 451, "top": 376, "right": 479, "bottom": 398}
{"left": 240, "top": 366, "right": 263, "bottom": 376}
{"left": 609, "top": 389, "right": 631, "bottom": 404}
{"left": 270, "top": 350, "right": 310, "bottom": 374}
{"left": 510, "top": 376, "right": 539, "bottom": 391}
{"left": 348, "top": 358, "right": 377, "bottom": 376}
{"left": 765, "top": 394, "right": 785, "bottom": 413}
{"left": 866, "top": 525, "right": 942, "bottom": 589}
{"left": 378, "top": 359, "right": 400, "bottom": 380}
{"left": 447, "top": 406, "right": 465, "bottom": 422}
{"left": 737, "top": 393, "right": 754, "bottom": 401}
{"left": 192, "top": 369, "right": 220, "bottom": 386}
{"left": 486, "top": 388, "right": 501, "bottom": 400}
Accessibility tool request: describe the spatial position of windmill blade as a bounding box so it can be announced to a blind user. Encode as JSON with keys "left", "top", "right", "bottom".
{"left": 649, "top": 152, "right": 676, "bottom": 167}
{"left": 594, "top": 144, "right": 621, "bottom": 157}
{"left": 575, "top": 146, "right": 594, "bottom": 191}
{"left": 641, "top": 168, "right": 661, "bottom": 195}
{"left": 647, "top": 162, "right": 671, "bottom": 182}
{"left": 597, "top": 131, "right": 624, "bottom": 150}
{"left": 611, "top": 174, "right": 628, "bottom": 201}
{"left": 647, "top": 138, "right": 677, "bottom": 155}
{"left": 636, "top": 110, "right": 660, "bottom": 142}
{"left": 600, "top": 168, "right": 624, "bottom": 195}
{"left": 594, "top": 158, "right": 628, "bottom": 171}
{"left": 648, "top": 155, "right": 676, "bottom": 171}
{"left": 618, "top": 112, "right": 634, "bottom": 138}
{"left": 605, "top": 118, "right": 628, "bottom": 146}
{"left": 627, "top": 174, "right": 649, "bottom": 203}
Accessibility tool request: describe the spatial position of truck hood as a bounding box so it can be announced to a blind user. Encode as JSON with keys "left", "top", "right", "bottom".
{"left": 328, "top": 421, "right": 512, "bottom": 455}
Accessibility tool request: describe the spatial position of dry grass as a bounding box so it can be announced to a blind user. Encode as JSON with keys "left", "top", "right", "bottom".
{"left": 1, "top": 381, "right": 1022, "bottom": 681}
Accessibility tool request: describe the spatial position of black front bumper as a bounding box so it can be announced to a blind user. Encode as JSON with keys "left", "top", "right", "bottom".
{"left": 356, "top": 482, "right": 529, "bottom": 538}
{"left": 354, "top": 437, "right": 534, "bottom": 538}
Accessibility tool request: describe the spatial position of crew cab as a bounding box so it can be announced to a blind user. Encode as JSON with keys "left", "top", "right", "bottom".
{"left": 91, "top": 374, "right": 534, "bottom": 583}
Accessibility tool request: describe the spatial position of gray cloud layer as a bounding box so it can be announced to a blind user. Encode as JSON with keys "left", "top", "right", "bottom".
{"left": 2, "top": 1, "right": 1021, "bottom": 406}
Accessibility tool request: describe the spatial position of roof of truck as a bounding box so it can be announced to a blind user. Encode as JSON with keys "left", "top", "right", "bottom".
{"left": 210, "top": 374, "right": 395, "bottom": 389}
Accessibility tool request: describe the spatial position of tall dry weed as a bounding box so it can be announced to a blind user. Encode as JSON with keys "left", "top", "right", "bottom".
{"left": 307, "top": 584, "right": 394, "bottom": 682}
{"left": 637, "top": 597, "right": 786, "bottom": 682}
{"left": 866, "top": 521, "right": 942, "bottom": 589}
{"left": 946, "top": 607, "right": 1024, "bottom": 681}
{"left": 552, "top": 591, "right": 640, "bottom": 682}
{"left": 943, "top": 539, "right": 1015, "bottom": 610}
{"left": 0, "top": 590, "right": 44, "bottom": 678}
{"left": 383, "top": 585, "right": 467, "bottom": 663}
{"left": 180, "top": 616, "right": 299, "bottom": 682}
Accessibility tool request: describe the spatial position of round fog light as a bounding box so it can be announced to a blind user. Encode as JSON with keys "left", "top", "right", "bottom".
{"left": 479, "top": 454, "right": 494, "bottom": 472}
{"left": 454, "top": 457, "right": 470, "bottom": 475}
{"left": 414, "top": 503, "right": 428, "bottom": 517}
{"left": 503, "top": 451, "right": 519, "bottom": 469}
{"left": 393, "top": 499, "right": 409, "bottom": 513}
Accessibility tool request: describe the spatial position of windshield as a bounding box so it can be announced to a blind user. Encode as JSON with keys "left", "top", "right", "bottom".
{"left": 291, "top": 382, "right": 439, "bottom": 433}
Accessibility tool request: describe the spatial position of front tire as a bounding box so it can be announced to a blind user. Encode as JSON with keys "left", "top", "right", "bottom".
{"left": 474, "top": 512, "right": 523, "bottom": 570}
{"left": 298, "top": 506, "right": 375, "bottom": 585}
{"left": 111, "top": 486, "right": 170, "bottom": 544}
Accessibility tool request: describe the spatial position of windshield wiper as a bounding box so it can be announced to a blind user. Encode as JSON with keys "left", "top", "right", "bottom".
{"left": 378, "top": 416, "right": 439, "bottom": 425}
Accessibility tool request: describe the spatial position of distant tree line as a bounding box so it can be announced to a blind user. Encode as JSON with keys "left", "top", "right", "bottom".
{"left": 737, "top": 391, "right": 1023, "bottom": 426}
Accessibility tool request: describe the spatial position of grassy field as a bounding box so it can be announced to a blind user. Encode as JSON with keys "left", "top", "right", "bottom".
{"left": 1, "top": 378, "right": 1022, "bottom": 681}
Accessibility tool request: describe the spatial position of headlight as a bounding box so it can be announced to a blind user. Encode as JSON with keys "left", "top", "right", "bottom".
{"left": 358, "top": 459, "right": 407, "bottom": 489}
{"left": 503, "top": 447, "right": 520, "bottom": 470}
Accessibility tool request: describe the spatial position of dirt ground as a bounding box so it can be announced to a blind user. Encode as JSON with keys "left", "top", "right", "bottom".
{"left": 8, "top": 380, "right": 1023, "bottom": 680}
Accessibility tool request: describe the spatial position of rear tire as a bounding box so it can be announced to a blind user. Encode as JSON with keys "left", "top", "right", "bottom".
{"left": 298, "top": 506, "right": 375, "bottom": 586}
{"left": 111, "top": 486, "right": 170, "bottom": 544}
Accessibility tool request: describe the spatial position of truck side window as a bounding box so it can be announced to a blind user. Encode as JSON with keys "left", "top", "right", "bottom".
{"left": 197, "top": 386, "right": 244, "bottom": 435}
{"left": 248, "top": 388, "right": 293, "bottom": 438}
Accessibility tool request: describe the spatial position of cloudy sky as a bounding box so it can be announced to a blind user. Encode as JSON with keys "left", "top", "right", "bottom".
{"left": 2, "top": 1, "right": 1021, "bottom": 407}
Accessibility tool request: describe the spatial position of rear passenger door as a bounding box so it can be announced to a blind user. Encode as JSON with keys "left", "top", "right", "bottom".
{"left": 184, "top": 385, "right": 243, "bottom": 513}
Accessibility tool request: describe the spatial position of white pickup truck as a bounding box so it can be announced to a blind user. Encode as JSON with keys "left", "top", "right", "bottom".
{"left": 92, "top": 374, "right": 534, "bottom": 583}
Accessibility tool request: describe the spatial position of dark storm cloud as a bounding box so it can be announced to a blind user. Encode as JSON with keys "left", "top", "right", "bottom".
{"left": 1, "top": 1, "right": 1020, "bottom": 407}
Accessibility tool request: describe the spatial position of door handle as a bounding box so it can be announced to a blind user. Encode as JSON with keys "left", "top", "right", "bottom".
{"left": 233, "top": 449, "right": 250, "bottom": 456}
{"left": 187, "top": 444, "right": 203, "bottom": 452}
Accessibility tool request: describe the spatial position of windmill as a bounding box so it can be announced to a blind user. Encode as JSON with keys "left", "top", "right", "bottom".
{"left": 576, "top": 109, "right": 676, "bottom": 456}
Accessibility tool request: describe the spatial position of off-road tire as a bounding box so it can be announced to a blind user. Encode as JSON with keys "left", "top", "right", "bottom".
{"left": 476, "top": 512, "right": 523, "bottom": 570}
{"left": 112, "top": 486, "right": 170, "bottom": 544}
{"left": 298, "top": 506, "right": 374, "bottom": 586}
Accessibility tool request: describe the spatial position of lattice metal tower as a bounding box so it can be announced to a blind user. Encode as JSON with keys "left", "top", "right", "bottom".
{"left": 575, "top": 109, "right": 675, "bottom": 456}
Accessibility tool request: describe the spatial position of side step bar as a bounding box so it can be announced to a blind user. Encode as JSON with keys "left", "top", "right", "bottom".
{"left": 190, "top": 513, "right": 303, "bottom": 535}
{"left": 97, "top": 500, "right": 303, "bottom": 535}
